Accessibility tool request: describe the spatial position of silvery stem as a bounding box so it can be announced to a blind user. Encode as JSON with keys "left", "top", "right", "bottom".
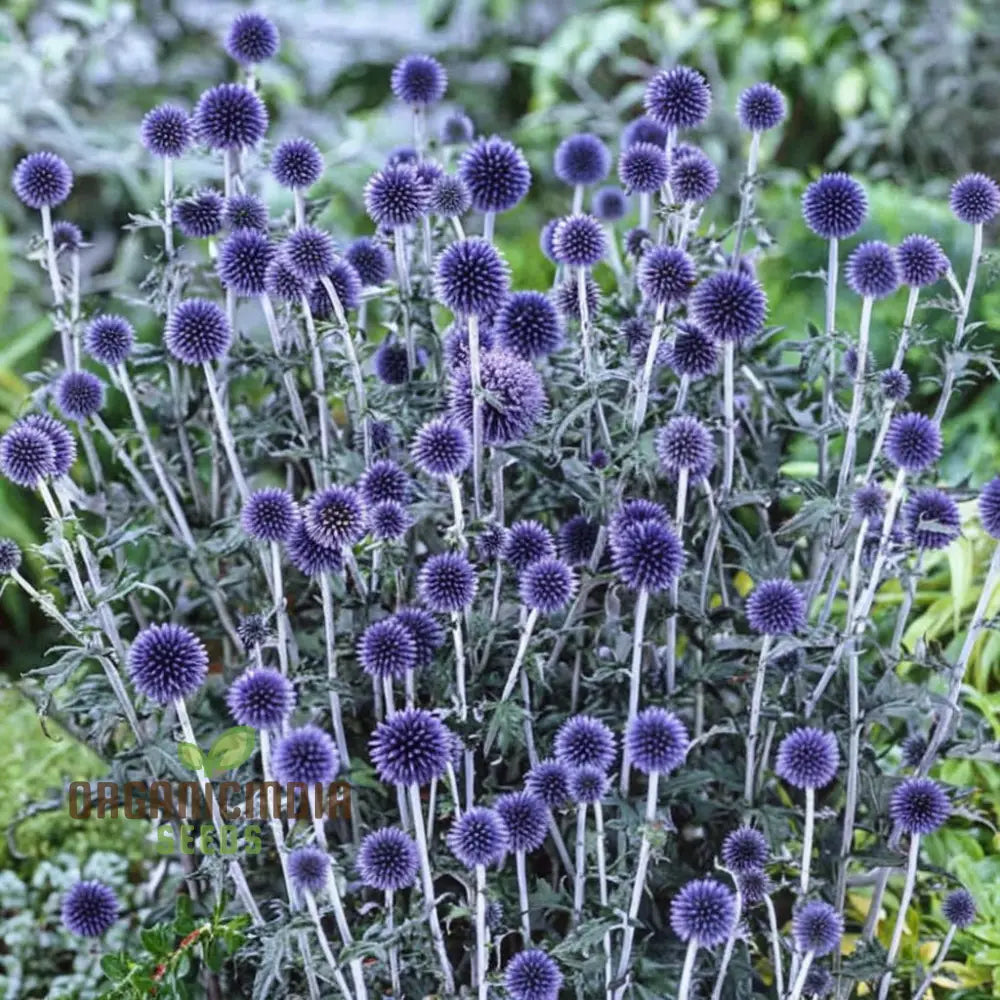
{"left": 912, "top": 924, "right": 956, "bottom": 1000}
{"left": 744, "top": 634, "right": 774, "bottom": 805}
{"left": 499, "top": 607, "right": 539, "bottom": 703}
{"left": 468, "top": 312, "right": 485, "bottom": 518}
{"left": 619, "top": 587, "right": 649, "bottom": 798}
{"left": 270, "top": 541, "right": 290, "bottom": 676}
{"left": 877, "top": 835, "right": 921, "bottom": 1000}
{"left": 801, "top": 786, "right": 816, "bottom": 896}
{"left": 451, "top": 612, "right": 469, "bottom": 722}
{"left": 303, "top": 890, "right": 356, "bottom": 1000}
{"left": 665, "top": 467, "right": 688, "bottom": 695}
{"left": 836, "top": 295, "right": 874, "bottom": 500}
{"left": 10, "top": 568, "right": 81, "bottom": 638}
{"left": 639, "top": 192, "right": 651, "bottom": 230}
{"left": 39, "top": 205, "right": 66, "bottom": 311}
{"left": 594, "top": 801, "right": 613, "bottom": 997}
{"left": 818, "top": 238, "right": 839, "bottom": 485}
{"left": 710, "top": 885, "right": 742, "bottom": 1000}
{"left": 297, "top": 933, "right": 324, "bottom": 1000}
{"left": 163, "top": 158, "right": 175, "bottom": 256}
{"left": 520, "top": 668, "right": 539, "bottom": 767}
{"left": 483, "top": 211, "right": 495, "bottom": 243}
{"left": 447, "top": 475, "right": 467, "bottom": 550}
{"left": 301, "top": 294, "right": 332, "bottom": 485}
{"left": 476, "top": 863, "right": 489, "bottom": 997}
{"left": 891, "top": 551, "right": 923, "bottom": 656}
{"left": 548, "top": 814, "right": 575, "bottom": 881}
{"left": 572, "top": 184, "right": 584, "bottom": 214}
{"left": 787, "top": 950, "right": 815, "bottom": 1000}
{"left": 894, "top": 285, "right": 920, "bottom": 368}
{"left": 317, "top": 856, "right": 368, "bottom": 1000}
{"left": 294, "top": 188, "right": 305, "bottom": 229}
{"left": 578, "top": 266, "right": 594, "bottom": 381}
{"left": 261, "top": 294, "right": 311, "bottom": 444}
{"left": 723, "top": 339, "right": 736, "bottom": 495}
{"left": 730, "top": 131, "right": 761, "bottom": 266}
{"left": 854, "top": 467, "right": 907, "bottom": 624}
{"left": 385, "top": 889, "right": 401, "bottom": 995}
{"left": 407, "top": 782, "right": 456, "bottom": 993}
{"left": 516, "top": 850, "right": 531, "bottom": 943}
{"left": 765, "top": 895, "right": 785, "bottom": 999}
{"left": 422, "top": 215, "right": 433, "bottom": 272}
{"left": 201, "top": 360, "right": 250, "bottom": 503}
{"left": 863, "top": 869, "right": 890, "bottom": 942}
{"left": 865, "top": 406, "right": 895, "bottom": 480}
{"left": 168, "top": 362, "right": 203, "bottom": 514}
{"left": 676, "top": 939, "right": 700, "bottom": 1000}
{"left": 572, "top": 802, "right": 588, "bottom": 925}
{"left": 223, "top": 149, "right": 234, "bottom": 199}
{"left": 837, "top": 639, "right": 861, "bottom": 913}
{"left": 633, "top": 300, "right": 666, "bottom": 433}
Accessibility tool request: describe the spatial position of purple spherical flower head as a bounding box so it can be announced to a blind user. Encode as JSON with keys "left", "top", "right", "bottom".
{"left": 391, "top": 53, "right": 447, "bottom": 106}
{"left": 435, "top": 237, "right": 510, "bottom": 315}
{"left": 368, "top": 501, "right": 411, "bottom": 541}
{"left": 359, "top": 617, "right": 417, "bottom": 679}
{"left": 554, "top": 714, "right": 616, "bottom": 772}
{"left": 242, "top": 487, "right": 298, "bottom": 543}
{"left": 217, "top": 228, "right": 274, "bottom": 297}
{"left": 526, "top": 759, "right": 571, "bottom": 807}
{"left": 418, "top": 551, "right": 477, "bottom": 612}
{"left": 670, "top": 878, "right": 737, "bottom": 947}
{"left": 557, "top": 515, "right": 599, "bottom": 566}
{"left": 316, "top": 259, "right": 361, "bottom": 314}
{"left": 166, "top": 298, "right": 231, "bottom": 365}
{"left": 271, "top": 137, "right": 323, "bottom": 189}
{"left": 128, "top": 623, "right": 208, "bottom": 704}
{"left": 670, "top": 148, "right": 719, "bottom": 204}
{"left": 448, "top": 350, "right": 546, "bottom": 446}
{"left": 540, "top": 219, "right": 559, "bottom": 262}
{"left": 13, "top": 152, "right": 72, "bottom": 209}
{"left": 638, "top": 245, "right": 697, "bottom": 305}
{"left": 802, "top": 173, "right": 867, "bottom": 239}
{"left": 416, "top": 160, "right": 445, "bottom": 191}
{"left": 627, "top": 707, "right": 689, "bottom": 774}
{"left": 359, "top": 459, "right": 411, "bottom": 507}
{"left": 623, "top": 115, "right": 668, "bottom": 149}
{"left": 738, "top": 870, "right": 773, "bottom": 907}
{"left": 358, "top": 827, "right": 419, "bottom": 890}
{"left": 669, "top": 323, "right": 719, "bottom": 378}
{"left": 0, "top": 538, "right": 21, "bottom": 576}
{"left": 746, "top": 578, "right": 806, "bottom": 635}
{"left": 345, "top": 237, "right": 392, "bottom": 287}
{"left": 442, "top": 111, "right": 475, "bottom": 145}
{"left": 776, "top": 727, "right": 840, "bottom": 789}
{"left": 625, "top": 313, "right": 678, "bottom": 364}
{"left": 949, "top": 172, "right": 1000, "bottom": 225}
{"left": 430, "top": 174, "right": 472, "bottom": 218}
{"left": 645, "top": 66, "right": 712, "bottom": 129}
{"left": 655, "top": 415, "right": 715, "bottom": 483}
{"left": 225, "top": 12, "right": 279, "bottom": 64}
{"left": 227, "top": 667, "right": 295, "bottom": 729}
{"left": 365, "top": 165, "right": 430, "bottom": 228}
{"left": 846, "top": 241, "right": 899, "bottom": 299}
{"left": 897, "top": 234, "right": 948, "bottom": 287}
{"left": 55, "top": 371, "right": 104, "bottom": 422}
{"left": 625, "top": 228, "right": 651, "bottom": 260}
{"left": 737, "top": 82, "right": 786, "bottom": 132}
{"left": 478, "top": 522, "right": 508, "bottom": 562}
{"left": 793, "top": 901, "right": 843, "bottom": 956}
{"left": 140, "top": 104, "right": 192, "bottom": 159}
{"left": 803, "top": 966, "right": 835, "bottom": 998}
{"left": 411, "top": 418, "right": 471, "bottom": 479}
{"left": 609, "top": 499, "right": 671, "bottom": 545}
{"left": 287, "top": 846, "right": 329, "bottom": 895}
{"left": 19, "top": 414, "right": 74, "bottom": 477}
{"left": 942, "top": 889, "right": 976, "bottom": 929}
{"left": 287, "top": 521, "right": 344, "bottom": 577}
{"left": 519, "top": 557, "right": 576, "bottom": 614}
{"left": 194, "top": 84, "right": 267, "bottom": 150}
{"left": 386, "top": 146, "right": 418, "bottom": 167}
{"left": 282, "top": 225, "right": 335, "bottom": 282}
{"left": 61, "top": 881, "right": 118, "bottom": 937}
{"left": 553, "top": 273, "right": 601, "bottom": 320}
{"left": 393, "top": 607, "right": 445, "bottom": 668}
{"left": 264, "top": 258, "right": 308, "bottom": 302}
{"left": 853, "top": 483, "right": 887, "bottom": 521}
{"left": 496, "top": 291, "right": 564, "bottom": 360}
{"left": 590, "top": 449, "right": 609, "bottom": 469}
{"left": 496, "top": 791, "right": 548, "bottom": 853}
{"left": 721, "top": 827, "right": 769, "bottom": 873}
{"left": 505, "top": 949, "right": 563, "bottom": 1000}
{"left": 224, "top": 193, "right": 268, "bottom": 232}
{"left": 979, "top": 477, "right": 1000, "bottom": 539}
{"left": 459, "top": 135, "right": 531, "bottom": 213}
{"left": 884, "top": 413, "right": 941, "bottom": 472}
{"left": 890, "top": 777, "right": 950, "bottom": 835}
{"left": 175, "top": 190, "right": 224, "bottom": 239}
{"left": 612, "top": 518, "right": 685, "bottom": 593}
{"left": 53, "top": 221, "right": 83, "bottom": 250}
{"left": 570, "top": 766, "right": 608, "bottom": 804}
{"left": 273, "top": 725, "right": 339, "bottom": 785}
{"left": 593, "top": 185, "right": 628, "bottom": 222}
{"left": 618, "top": 141, "right": 669, "bottom": 194}
{"left": 371, "top": 708, "right": 451, "bottom": 786}
{"left": 304, "top": 485, "right": 366, "bottom": 549}
{"left": 901, "top": 734, "right": 927, "bottom": 769}
{"left": 554, "top": 133, "right": 611, "bottom": 187}
{"left": 905, "top": 488, "right": 960, "bottom": 551}
{"left": 881, "top": 368, "right": 910, "bottom": 402}
{"left": 443, "top": 319, "right": 497, "bottom": 368}
{"left": 235, "top": 612, "right": 270, "bottom": 648}
{"left": 0, "top": 423, "right": 55, "bottom": 488}
{"left": 503, "top": 520, "right": 555, "bottom": 572}
{"left": 691, "top": 270, "right": 767, "bottom": 343}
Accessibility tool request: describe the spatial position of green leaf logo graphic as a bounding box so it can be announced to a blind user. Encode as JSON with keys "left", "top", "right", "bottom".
{"left": 177, "top": 742, "right": 205, "bottom": 773}
{"left": 205, "top": 726, "right": 257, "bottom": 777}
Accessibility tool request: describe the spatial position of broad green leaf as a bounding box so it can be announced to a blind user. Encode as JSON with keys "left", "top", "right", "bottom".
{"left": 176, "top": 742, "right": 205, "bottom": 772}
{"left": 206, "top": 726, "right": 256, "bottom": 776}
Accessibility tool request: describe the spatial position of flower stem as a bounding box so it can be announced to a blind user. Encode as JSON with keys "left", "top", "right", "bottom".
{"left": 594, "top": 801, "right": 613, "bottom": 998}
{"left": 676, "top": 938, "right": 700, "bottom": 1000}
{"left": 201, "top": 360, "right": 250, "bottom": 503}
{"left": 764, "top": 895, "right": 785, "bottom": 999}
{"left": 163, "top": 158, "right": 175, "bottom": 257}
{"left": 836, "top": 295, "right": 873, "bottom": 500}
{"left": 303, "top": 890, "right": 356, "bottom": 1000}
{"left": 800, "top": 785, "right": 816, "bottom": 895}
{"left": 515, "top": 849, "right": 531, "bottom": 943}
{"left": 913, "top": 924, "right": 957, "bottom": 1000}
{"left": 710, "top": 885, "right": 742, "bottom": 1000}
{"left": 468, "top": 312, "right": 485, "bottom": 518}
{"left": 476, "top": 863, "right": 489, "bottom": 997}
{"left": 818, "top": 238, "right": 839, "bottom": 486}
{"left": 744, "top": 634, "right": 773, "bottom": 805}
{"left": 730, "top": 130, "right": 761, "bottom": 266}
{"left": 572, "top": 802, "right": 588, "bottom": 925}
{"left": 499, "top": 606, "right": 539, "bottom": 703}
{"left": 877, "top": 835, "right": 921, "bottom": 1000}
{"left": 722, "top": 340, "right": 736, "bottom": 495}
{"left": 619, "top": 587, "right": 649, "bottom": 798}
{"left": 787, "top": 950, "right": 815, "bottom": 1000}
{"left": 633, "top": 300, "right": 666, "bottom": 433}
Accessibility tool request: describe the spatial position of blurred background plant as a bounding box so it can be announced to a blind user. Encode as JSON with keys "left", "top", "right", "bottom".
{"left": 1, "top": 0, "right": 999, "bottom": 996}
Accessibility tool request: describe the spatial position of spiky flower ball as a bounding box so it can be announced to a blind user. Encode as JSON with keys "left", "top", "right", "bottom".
{"left": 448, "top": 350, "right": 546, "bottom": 446}
{"left": 444, "top": 320, "right": 496, "bottom": 368}
{"left": 622, "top": 115, "right": 668, "bottom": 149}
{"left": 358, "top": 618, "right": 417, "bottom": 679}
{"left": 793, "top": 901, "right": 843, "bottom": 956}
{"left": 393, "top": 608, "right": 446, "bottom": 668}
{"left": 273, "top": 725, "right": 338, "bottom": 785}
{"left": 53, "top": 221, "right": 83, "bottom": 250}
{"left": 721, "top": 827, "right": 769, "bottom": 873}
{"left": 519, "top": 557, "right": 575, "bottom": 614}
{"left": 670, "top": 878, "right": 737, "bottom": 947}
{"left": 128, "top": 623, "right": 208, "bottom": 704}
{"left": 846, "top": 241, "right": 899, "bottom": 299}
{"left": 901, "top": 734, "right": 928, "bottom": 770}
{"left": 435, "top": 237, "right": 510, "bottom": 315}
{"left": 304, "top": 486, "right": 366, "bottom": 549}
{"left": 691, "top": 270, "right": 767, "bottom": 343}
{"left": 609, "top": 498, "right": 670, "bottom": 543}
{"left": 241, "top": 488, "right": 297, "bottom": 543}
{"left": 237, "top": 612, "right": 270, "bottom": 646}
{"left": 478, "top": 522, "right": 508, "bottom": 562}
{"left": 166, "top": 299, "right": 231, "bottom": 365}
{"left": 612, "top": 518, "right": 685, "bottom": 593}
{"left": 217, "top": 229, "right": 274, "bottom": 296}
{"left": 264, "top": 258, "right": 309, "bottom": 302}
{"left": 890, "top": 777, "right": 950, "bottom": 835}
{"left": 194, "top": 84, "right": 267, "bottom": 150}
{"left": 430, "top": 174, "right": 472, "bottom": 218}
{"left": 224, "top": 193, "right": 268, "bottom": 232}
{"left": 626, "top": 707, "right": 689, "bottom": 774}
{"left": 775, "top": 727, "right": 840, "bottom": 789}
{"left": 570, "top": 766, "right": 608, "bottom": 804}
{"left": 593, "top": 185, "right": 628, "bottom": 221}
{"left": 271, "top": 137, "right": 323, "bottom": 189}
{"left": 370, "top": 708, "right": 451, "bottom": 786}
{"left": 554, "top": 714, "right": 616, "bottom": 772}
{"left": 225, "top": 12, "right": 279, "bottom": 64}
{"left": 553, "top": 273, "right": 601, "bottom": 320}
{"left": 669, "top": 323, "right": 719, "bottom": 378}
{"left": 441, "top": 111, "right": 474, "bottom": 145}
{"left": 496, "top": 791, "right": 548, "bottom": 853}
{"left": 175, "top": 190, "right": 224, "bottom": 239}
{"left": 0, "top": 538, "right": 21, "bottom": 576}
{"left": 391, "top": 53, "right": 447, "bottom": 106}
{"left": 949, "top": 172, "right": 1000, "bottom": 225}
{"left": 459, "top": 135, "right": 532, "bottom": 213}
{"left": 618, "top": 141, "right": 669, "bottom": 194}
{"left": 502, "top": 520, "right": 555, "bottom": 572}
{"left": 557, "top": 515, "right": 600, "bottom": 566}
{"left": 978, "top": 477, "right": 1000, "bottom": 539}
{"left": 418, "top": 551, "right": 477, "bottom": 612}
{"left": 495, "top": 291, "right": 564, "bottom": 360}
{"left": 896, "top": 234, "right": 949, "bottom": 287}
{"left": 644, "top": 66, "right": 712, "bottom": 129}
{"left": 140, "top": 104, "right": 192, "bottom": 159}
{"left": 20, "top": 415, "right": 75, "bottom": 477}
{"left": 853, "top": 483, "right": 887, "bottom": 522}
{"left": 904, "top": 488, "right": 960, "bottom": 550}
{"left": 803, "top": 967, "right": 835, "bottom": 998}
{"left": 287, "top": 846, "right": 329, "bottom": 895}
{"left": 0, "top": 424, "right": 55, "bottom": 488}
{"left": 802, "top": 173, "right": 868, "bottom": 239}
{"left": 737, "top": 82, "right": 786, "bottom": 132}
{"left": 55, "top": 371, "right": 104, "bottom": 422}
{"left": 358, "top": 827, "right": 419, "bottom": 891}
{"left": 227, "top": 667, "right": 295, "bottom": 730}
{"left": 282, "top": 225, "right": 336, "bottom": 281}
{"left": 881, "top": 368, "right": 910, "bottom": 402}
{"left": 554, "top": 133, "right": 611, "bottom": 187}
{"left": 738, "top": 870, "right": 773, "bottom": 907}
{"left": 61, "top": 881, "right": 118, "bottom": 938}
{"left": 287, "top": 521, "right": 344, "bottom": 577}
{"left": 13, "top": 152, "right": 73, "bottom": 209}
{"left": 638, "top": 245, "right": 697, "bottom": 305}
{"left": 366, "top": 502, "right": 411, "bottom": 542}
{"left": 525, "top": 759, "right": 571, "bottom": 807}
{"left": 359, "top": 460, "right": 411, "bottom": 507}
{"left": 364, "top": 165, "right": 430, "bottom": 228}
{"left": 655, "top": 415, "right": 715, "bottom": 482}
{"left": 345, "top": 237, "right": 392, "bottom": 287}
{"left": 504, "top": 949, "right": 563, "bottom": 1000}
{"left": 411, "top": 418, "right": 471, "bottom": 479}
{"left": 746, "top": 579, "right": 806, "bottom": 635}
{"left": 884, "top": 413, "right": 942, "bottom": 472}
{"left": 670, "top": 148, "right": 719, "bottom": 204}
{"left": 942, "top": 889, "right": 976, "bottom": 929}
